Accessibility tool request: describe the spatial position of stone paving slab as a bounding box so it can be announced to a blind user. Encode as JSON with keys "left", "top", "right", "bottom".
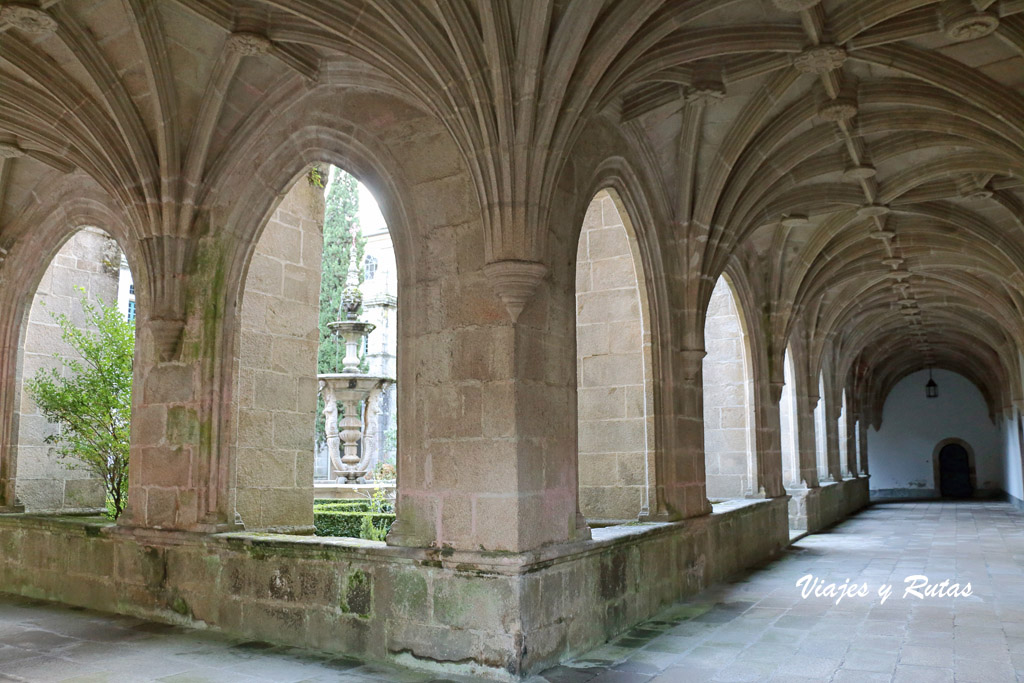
{"left": 0, "top": 501, "right": 1021, "bottom": 682}
{"left": 0, "top": 597, "right": 481, "bottom": 683}
{"left": 541, "top": 501, "right": 1024, "bottom": 683}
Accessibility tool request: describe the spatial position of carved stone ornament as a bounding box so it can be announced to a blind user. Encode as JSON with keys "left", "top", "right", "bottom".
{"left": 482, "top": 259, "right": 548, "bottom": 322}
{"left": 818, "top": 94, "right": 857, "bottom": 122}
{"left": 0, "top": 142, "right": 24, "bottom": 159}
{"left": 226, "top": 32, "right": 272, "bottom": 57}
{"left": 781, "top": 214, "right": 809, "bottom": 228}
{"left": 686, "top": 71, "right": 726, "bottom": 103}
{"left": 857, "top": 204, "right": 890, "bottom": 218}
{"left": 149, "top": 318, "right": 185, "bottom": 362}
{"left": 772, "top": 0, "right": 820, "bottom": 11}
{"left": 0, "top": 4, "right": 57, "bottom": 35}
{"left": 943, "top": 8, "right": 999, "bottom": 41}
{"left": 679, "top": 348, "right": 707, "bottom": 382}
{"left": 793, "top": 45, "right": 847, "bottom": 74}
{"left": 844, "top": 164, "right": 876, "bottom": 180}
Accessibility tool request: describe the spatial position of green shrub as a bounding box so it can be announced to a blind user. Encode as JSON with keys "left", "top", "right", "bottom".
{"left": 314, "top": 509, "right": 394, "bottom": 539}
{"left": 314, "top": 499, "right": 366, "bottom": 512}
{"left": 314, "top": 498, "right": 365, "bottom": 507}
{"left": 26, "top": 293, "right": 133, "bottom": 520}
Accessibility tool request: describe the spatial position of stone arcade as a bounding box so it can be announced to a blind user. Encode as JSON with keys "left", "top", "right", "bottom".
{"left": 0, "top": 0, "right": 1023, "bottom": 680}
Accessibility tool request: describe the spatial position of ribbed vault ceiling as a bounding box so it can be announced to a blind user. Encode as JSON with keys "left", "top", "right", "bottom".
{"left": 0, "top": 0, "right": 1022, "bottom": 420}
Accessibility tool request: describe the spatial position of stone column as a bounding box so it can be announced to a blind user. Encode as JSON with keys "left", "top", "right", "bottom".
{"left": 120, "top": 234, "right": 238, "bottom": 531}
{"left": 796, "top": 391, "right": 821, "bottom": 488}
{"left": 858, "top": 416, "right": 869, "bottom": 475}
{"left": 758, "top": 380, "right": 786, "bottom": 498}
{"left": 646, "top": 348, "right": 712, "bottom": 520}
{"left": 845, "top": 409, "right": 858, "bottom": 477}
{"left": 385, "top": 250, "right": 589, "bottom": 553}
{"left": 0, "top": 281, "right": 25, "bottom": 513}
{"left": 824, "top": 393, "right": 843, "bottom": 482}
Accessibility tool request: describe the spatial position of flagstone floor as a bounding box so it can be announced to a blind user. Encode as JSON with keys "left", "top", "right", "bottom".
{"left": 0, "top": 501, "right": 1021, "bottom": 683}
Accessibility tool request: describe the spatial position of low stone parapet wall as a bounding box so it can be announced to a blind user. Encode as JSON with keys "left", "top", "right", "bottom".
{"left": 788, "top": 477, "right": 869, "bottom": 533}
{"left": 0, "top": 497, "right": 789, "bottom": 679}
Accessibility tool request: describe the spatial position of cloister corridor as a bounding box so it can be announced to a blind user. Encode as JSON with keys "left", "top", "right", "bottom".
{"left": 0, "top": 500, "right": 1019, "bottom": 683}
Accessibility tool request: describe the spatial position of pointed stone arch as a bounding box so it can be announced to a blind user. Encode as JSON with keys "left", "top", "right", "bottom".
{"left": 6, "top": 226, "right": 137, "bottom": 513}
{"left": 703, "top": 274, "right": 758, "bottom": 500}
{"left": 575, "top": 188, "right": 656, "bottom": 522}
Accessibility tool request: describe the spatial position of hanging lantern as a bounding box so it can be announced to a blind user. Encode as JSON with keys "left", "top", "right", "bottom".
{"left": 925, "top": 368, "right": 938, "bottom": 399}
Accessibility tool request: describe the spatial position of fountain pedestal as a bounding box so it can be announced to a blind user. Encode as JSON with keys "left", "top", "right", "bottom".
{"left": 319, "top": 372, "right": 391, "bottom": 483}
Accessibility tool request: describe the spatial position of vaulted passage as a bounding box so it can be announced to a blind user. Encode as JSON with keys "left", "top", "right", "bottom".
{"left": 1, "top": 0, "right": 1023, "bottom": 679}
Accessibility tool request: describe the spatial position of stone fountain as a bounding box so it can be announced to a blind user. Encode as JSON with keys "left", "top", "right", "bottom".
{"left": 318, "top": 244, "right": 393, "bottom": 483}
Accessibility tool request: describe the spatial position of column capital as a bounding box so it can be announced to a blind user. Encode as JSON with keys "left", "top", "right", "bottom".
{"left": 677, "top": 347, "right": 706, "bottom": 381}
{"left": 769, "top": 380, "right": 785, "bottom": 404}
{"left": 482, "top": 259, "right": 547, "bottom": 322}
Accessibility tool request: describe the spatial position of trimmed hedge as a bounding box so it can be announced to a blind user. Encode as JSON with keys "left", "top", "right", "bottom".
{"left": 314, "top": 500, "right": 366, "bottom": 512}
{"left": 314, "top": 509, "right": 395, "bottom": 538}
{"left": 313, "top": 498, "right": 365, "bottom": 508}
{"left": 313, "top": 498, "right": 394, "bottom": 538}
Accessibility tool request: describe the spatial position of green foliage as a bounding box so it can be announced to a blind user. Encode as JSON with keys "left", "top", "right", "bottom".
{"left": 315, "top": 166, "right": 365, "bottom": 445}
{"left": 25, "top": 292, "right": 133, "bottom": 519}
{"left": 318, "top": 166, "right": 364, "bottom": 373}
{"left": 359, "top": 514, "right": 388, "bottom": 542}
{"left": 307, "top": 165, "right": 325, "bottom": 188}
{"left": 312, "top": 491, "right": 394, "bottom": 539}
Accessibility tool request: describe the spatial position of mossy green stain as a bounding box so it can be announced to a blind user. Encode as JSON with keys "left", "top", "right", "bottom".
{"left": 391, "top": 571, "right": 427, "bottom": 617}
{"left": 341, "top": 569, "right": 371, "bottom": 618}
{"left": 171, "top": 596, "right": 190, "bottom": 616}
{"left": 167, "top": 406, "right": 200, "bottom": 445}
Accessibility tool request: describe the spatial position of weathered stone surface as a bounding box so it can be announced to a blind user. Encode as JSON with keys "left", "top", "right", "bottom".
{"left": 230, "top": 178, "right": 322, "bottom": 532}
{"left": 0, "top": 496, "right": 806, "bottom": 678}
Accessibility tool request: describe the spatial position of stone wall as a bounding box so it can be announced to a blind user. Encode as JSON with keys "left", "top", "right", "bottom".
{"left": 703, "top": 277, "right": 754, "bottom": 500}
{"left": 0, "top": 496, "right": 790, "bottom": 680}
{"left": 231, "top": 173, "right": 324, "bottom": 531}
{"left": 575, "top": 191, "right": 653, "bottom": 522}
{"left": 14, "top": 228, "right": 119, "bottom": 511}
{"left": 789, "top": 478, "right": 869, "bottom": 533}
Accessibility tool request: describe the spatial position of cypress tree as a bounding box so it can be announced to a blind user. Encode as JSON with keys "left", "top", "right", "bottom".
{"left": 316, "top": 166, "right": 365, "bottom": 446}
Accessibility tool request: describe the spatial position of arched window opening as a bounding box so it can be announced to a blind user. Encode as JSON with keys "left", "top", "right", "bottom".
{"left": 780, "top": 348, "right": 799, "bottom": 487}
{"left": 815, "top": 373, "right": 828, "bottom": 481}
{"left": 575, "top": 189, "right": 655, "bottom": 524}
{"left": 232, "top": 165, "right": 398, "bottom": 537}
{"left": 13, "top": 227, "right": 135, "bottom": 518}
{"left": 703, "top": 275, "right": 756, "bottom": 501}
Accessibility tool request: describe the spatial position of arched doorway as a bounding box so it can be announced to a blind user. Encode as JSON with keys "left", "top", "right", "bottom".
{"left": 936, "top": 441, "right": 974, "bottom": 499}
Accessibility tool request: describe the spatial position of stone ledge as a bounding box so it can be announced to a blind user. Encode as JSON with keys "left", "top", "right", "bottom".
{"left": 2, "top": 496, "right": 782, "bottom": 574}
{"left": 0, "top": 497, "right": 792, "bottom": 680}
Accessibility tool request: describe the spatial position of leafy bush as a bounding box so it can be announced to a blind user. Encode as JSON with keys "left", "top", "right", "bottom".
{"left": 25, "top": 293, "right": 133, "bottom": 519}
{"left": 314, "top": 508, "right": 394, "bottom": 538}
{"left": 313, "top": 490, "right": 394, "bottom": 539}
